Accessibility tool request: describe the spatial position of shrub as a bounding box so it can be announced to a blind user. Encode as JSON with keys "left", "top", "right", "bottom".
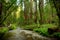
{"left": 0, "top": 27, "right": 9, "bottom": 39}
{"left": 33, "top": 24, "right": 57, "bottom": 37}
{"left": 33, "top": 27, "right": 49, "bottom": 36}
{"left": 21, "top": 24, "right": 40, "bottom": 30}
{"left": 9, "top": 24, "right": 17, "bottom": 30}
{"left": 0, "top": 27, "right": 8, "bottom": 33}
{"left": 53, "top": 32, "right": 60, "bottom": 38}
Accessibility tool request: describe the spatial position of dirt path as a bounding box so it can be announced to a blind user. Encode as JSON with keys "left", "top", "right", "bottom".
{"left": 2, "top": 27, "right": 57, "bottom": 40}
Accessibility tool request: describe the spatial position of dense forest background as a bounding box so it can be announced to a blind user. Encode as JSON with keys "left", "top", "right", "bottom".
{"left": 0, "top": 0, "right": 59, "bottom": 26}
{"left": 0, "top": 0, "right": 60, "bottom": 40}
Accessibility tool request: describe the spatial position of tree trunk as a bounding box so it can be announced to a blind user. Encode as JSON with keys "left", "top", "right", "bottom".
{"left": 39, "top": 0, "right": 44, "bottom": 24}
{"left": 24, "top": 0, "right": 28, "bottom": 24}
{"left": 0, "top": 2, "right": 3, "bottom": 27}
{"left": 34, "top": 0, "right": 37, "bottom": 24}
{"left": 29, "top": 0, "right": 33, "bottom": 24}
{"left": 24, "top": 0, "right": 29, "bottom": 24}
{"left": 52, "top": 0, "right": 60, "bottom": 27}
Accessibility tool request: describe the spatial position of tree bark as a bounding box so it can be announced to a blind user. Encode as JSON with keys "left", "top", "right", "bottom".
{"left": 34, "top": 0, "right": 37, "bottom": 23}
{"left": 29, "top": 0, "right": 33, "bottom": 24}
{"left": 39, "top": 0, "right": 44, "bottom": 24}
{"left": 24, "top": 0, "right": 29, "bottom": 24}
{"left": 0, "top": 2, "right": 3, "bottom": 27}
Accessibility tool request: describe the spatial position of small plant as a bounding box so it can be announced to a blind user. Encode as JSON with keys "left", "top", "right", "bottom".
{"left": 9, "top": 24, "right": 17, "bottom": 30}
{"left": 0, "top": 27, "right": 9, "bottom": 39}
{"left": 0, "top": 27, "right": 8, "bottom": 33}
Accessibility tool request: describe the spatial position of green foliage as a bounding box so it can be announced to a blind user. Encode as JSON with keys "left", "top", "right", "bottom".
{"left": 43, "top": 2, "right": 57, "bottom": 24}
{"left": 9, "top": 24, "right": 17, "bottom": 30}
{"left": 53, "top": 32, "right": 60, "bottom": 38}
{"left": 0, "top": 27, "right": 8, "bottom": 33}
{"left": 41, "top": 24, "right": 57, "bottom": 28}
{"left": 33, "top": 24, "right": 57, "bottom": 37}
{"left": 21, "top": 24, "right": 40, "bottom": 30}
{"left": 0, "top": 27, "right": 9, "bottom": 38}
{"left": 18, "top": 14, "right": 24, "bottom": 26}
{"left": 33, "top": 26, "right": 49, "bottom": 36}
{"left": 47, "top": 32, "right": 60, "bottom": 38}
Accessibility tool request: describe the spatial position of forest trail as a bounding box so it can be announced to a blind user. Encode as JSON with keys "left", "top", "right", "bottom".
{"left": 3, "top": 27, "right": 57, "bottom": 40}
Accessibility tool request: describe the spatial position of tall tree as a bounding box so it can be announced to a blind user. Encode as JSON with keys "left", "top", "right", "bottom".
{"left": 24, "top": 0, "right": 30, "bottom": 24}
{"left": 0, "top": 2, "right": 3, "bottom": 27}
{"left": 39, "top": 0, "right": 44, "bottom": 24}
{"left": 51, "top": 0, "right": 60, "bottom": 27}
{"left": 34, "top": 0, "right": 38, "bottom": 23}
{"left": 29, "top": 0, "right": 33, "bottom": 24}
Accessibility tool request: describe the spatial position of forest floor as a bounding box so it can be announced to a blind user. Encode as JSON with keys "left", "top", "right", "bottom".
{"left": 2, "top": 27, "right": 58, "bottom": 40}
